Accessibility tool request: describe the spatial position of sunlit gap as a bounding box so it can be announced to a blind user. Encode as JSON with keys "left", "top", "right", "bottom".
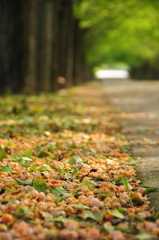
{"left": 95, "top": 69, "right": 129, "bottom": 79}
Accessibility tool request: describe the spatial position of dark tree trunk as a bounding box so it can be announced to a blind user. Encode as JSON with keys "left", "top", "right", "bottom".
{"left": 0, "top": 0, "right": 91, "bottom": 95}
{"left": 65, "top": 0, "right": 74, "bottom": 88}
{"left": 23, "top": 0, "right": 37, "bottom": 94}
{"left": 0, "top": 0, "right": 25, "bottom": 94}
{"left": 36, "top": 0, "right": 46, "bottom": 92}
{"left": 73, "top": 20, "right": 87, "bottom": 85}
{"left": 129, "top": 59, "right": 159, "bottom": 80}
{"left": 50, "top": 0, "right": 59, "bottom": 92}
{"left": 56, "top": 0, "right": 74, "bottom": 89}
{"left": 41, "top": 0, "right": 54, "bottom": 92}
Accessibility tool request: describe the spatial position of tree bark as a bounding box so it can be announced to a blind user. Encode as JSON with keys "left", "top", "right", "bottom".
{"left": 23, "top": 0, "right": 37, "bottom": 94}
{"left": 41, "top": 0, "right": 54, "bottom": 92}
{"left": 36, "top": 0, "right": 46, "bottom": 92}
{"left": 0, "top": 0, "right": 25, "bottom": 93}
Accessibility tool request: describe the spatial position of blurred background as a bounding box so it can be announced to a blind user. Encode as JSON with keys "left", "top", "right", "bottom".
{"left": 1, "top": 0, "right": 159, "bottom": 94}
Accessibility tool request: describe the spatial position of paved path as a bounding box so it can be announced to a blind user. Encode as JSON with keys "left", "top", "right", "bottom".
{"left": 103, "top": 79, "right": 159, "bottom": 210}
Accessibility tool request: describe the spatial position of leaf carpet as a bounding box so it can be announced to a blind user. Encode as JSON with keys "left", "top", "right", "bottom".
{"left": 0, "top": 85, "right": 158, "bottom": 240}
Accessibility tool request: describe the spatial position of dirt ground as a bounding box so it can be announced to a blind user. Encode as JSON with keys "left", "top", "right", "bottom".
{"left": 103, "top": 79, "right": 159, "bottom": 211}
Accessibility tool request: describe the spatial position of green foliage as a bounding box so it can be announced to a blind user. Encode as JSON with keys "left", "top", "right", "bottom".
{"left": 140, "top": 185, "right": 158, "bottom": 193}
{"left": 121, "top": 176, "right": 133, "bottom": 206}
{"left": 33, "top": 178, "right": 48, "bottom": 193}
{"left": 11, "top": 154, "right": 33, "bottom": 167}
{"left": 0, "top": 146, "right": 6, "bottom": 160}
{"left": 136, "top": 232, "right": 156, "bottom": 239}
{"left": 14, "top": 179, "right": 32, "bottom": 186}
{"left": 74, "top": 0, "right": 159, "bottom": 68}
{"left": 119, "top": 145, "right": 130, "bottom": 150}
{"left": 14, "top": 207, "right": 33, "bottom": 221}
{"left": 68, "top": 155, "right": 83, "bottom": 164}
{"left": 50, "top": 187, "right": 66, "bottom": 197}
{"left": 109, "top": 209, "right": 125, "bottom": 219}
{"left": 84, "top": 210, "right": 103, "bottom": 221}
{"left": 80, "top": 179, "right": 97, "bottom": 189}
{"left": 2, "top": 164, "right": 12, "bottom": 174}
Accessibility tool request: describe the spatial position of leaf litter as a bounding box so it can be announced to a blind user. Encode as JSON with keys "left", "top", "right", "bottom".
{"left": 0, "top": 85, "right": 158, "bottom": 239}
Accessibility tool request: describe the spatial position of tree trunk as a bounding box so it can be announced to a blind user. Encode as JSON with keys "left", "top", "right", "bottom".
{"left": 36, "top": 0, "right": 46, "bottom": 92}
{"left": 50, "top": 0, "right": 60, "bottom": 92}
{"left": 0, "top": 0, "right": 90, "bottom": 95}
{"left": 0, "top": 0, "right": 25, "bottom": 93}
{"left": 73, "top": 20, "right": 86, "bottom": 85}
{"left": 23, "top": 0, "right": 37, "bottom": 94}
{"left": 65, "top": 0, "right": 74, "bottom": 88}
{"left": 41, "top": 0, "right": 54, "bottom": 92}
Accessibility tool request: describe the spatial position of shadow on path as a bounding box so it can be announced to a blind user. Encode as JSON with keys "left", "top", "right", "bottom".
{"left": 103, "top": 79, "right": 159, "bottom": 210}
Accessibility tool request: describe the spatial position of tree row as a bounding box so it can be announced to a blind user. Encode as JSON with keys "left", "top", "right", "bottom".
{"left": 0, "top": 0, "right": 93, "bottom": 94}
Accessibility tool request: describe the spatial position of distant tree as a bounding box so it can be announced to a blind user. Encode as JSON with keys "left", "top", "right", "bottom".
{"left": 75, "top": 0, "right": 159, "bottom": 79}
{"left": 0, "top": 0, "right": 25, "bottom": 93}
{"left": 0, "top": 0, "right": 92, "bottom": 95}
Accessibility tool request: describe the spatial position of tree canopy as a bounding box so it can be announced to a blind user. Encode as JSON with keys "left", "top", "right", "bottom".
{"left": 75, "top": 0, "right": 159, "bottom": 76}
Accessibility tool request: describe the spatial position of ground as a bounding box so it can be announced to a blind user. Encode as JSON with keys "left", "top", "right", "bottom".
{"left": 103, "top": 79, "right": 159, "bottom": 211}
{"left": 0, "top": 83, "right": 159, "bottom": 239}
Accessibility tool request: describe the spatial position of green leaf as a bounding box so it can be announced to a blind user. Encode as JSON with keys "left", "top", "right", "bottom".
{"left": 80, "top": 179, "right": 96, "bottom": 189}
{"left": 40, "top": 211, "right": 51, "bottom": 218}
{"left": 84, "top": 210, "right": 103, "bottom": 221}
{"left": 15, "top": 156, "right": 32, "bottom": 167}
{"left": 0, "top": 146, "right": 6, "bottom": 160}
{"left": 47, "top": 143, "right": 55, "bottom": 151}
{"left": 114, "top": 178, "right": 122, "bottom": 185}
{"left": 58, "top": 168, "right": 65, "bottom": 178}
{"left": 6, "top": 186, "right": 16, "bottom": 193}
{"left": 121, "top": 176, "right": 132, "bottom": 206}
{"left": 21, "top": 156, "right": 32, "bottom": 161}
{"left": 68, "top": 156, "right": 82, "bottom": 164}
{"left": 71, "top": 166, "right": 79, "bottom": 178}
{"left": 37, "top": 151, "right": 50, "bottom": 158}
{"left": 15, "top": 178, "right": 32, "bottom": 186}
{"left": 55, "top": 143, "right": 61, "bottom": 150}
{"left": 22, "top": 150, "right": 32, "bottom": 158}
{"left": 109, "top": 209, "right": 125, "bottom": 219}
{"left": 119, "top": 145, "right": 130, "bottom": 150}
{"left": 2, "top": 195, "right": 10, "bottom": 203}
{"left": 50, "top": 186, "right": 66, "bottom": 196}
{"left": 10, "top": 154, "right": 20, "bottom": 161}
{"left": 103, "top": 223, "right": 115, "bottom": 232}
{"left": 126, "top": 157, "right": 141, "bottom": 166}
{"left": 98, "top": 192, "right": 110, "bottom": 199}
{"left": 51, "top": 217, "right": 75, "bottom": 223}
{"left": 12, "top": 199, "right": 20, "bottom": 205}
{"left": 118, "top": 207, "right": 127, "bottom": 213}
{"left": 154, "top": 211, "right": 159, "bottom": 219}
{"left": 33, "top": 178, "right": 48, "bottom": 193}
{"left": 14, "top": 207, "right": 33, "bottom": 220}
{"left": 70, "top": 142, "right": 77, "bottom": 148}
{"left": 30, "top": 164, "right": 37, "bottom": 172}
{"left": 38, "top": 164, "right": 52, "bottom": 172}
{"left": 81, "top": 162, "right": 90, "bottom": 169}
{"left": 2, "top": 164, "right": 12, "bottom": 173}
{"left": 136, "top": 232, "right": 156, "bottom": 239}
{"left": 34, "top": 146, "right": 41, "bottom": 152}
{"left": 140, "top": 185, "right": 158, "bottom": 193}
{"left": 115, "top": 227, "right": 134, "bottom": 233}
{"left": 71, "top": 203, "right": 90, "bottom": 210}
{"left": 121, "top": 177, "right": 130, "bottom": 196}
{"left": 19, "top": 160, "right": 31, "bottom": 167}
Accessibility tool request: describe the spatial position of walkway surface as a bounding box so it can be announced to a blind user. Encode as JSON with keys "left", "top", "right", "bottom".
{"left": 103, "top": 79, "right": 159, "bottom": 210}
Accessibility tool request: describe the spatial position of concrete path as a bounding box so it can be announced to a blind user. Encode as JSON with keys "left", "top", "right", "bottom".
{"left": 103, "top": 79, "right": 159, "bottom": 210}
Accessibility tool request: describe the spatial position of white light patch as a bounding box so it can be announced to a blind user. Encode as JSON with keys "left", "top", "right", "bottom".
{"left": 96, "top": 70, "right": 129, "bottom": 79}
